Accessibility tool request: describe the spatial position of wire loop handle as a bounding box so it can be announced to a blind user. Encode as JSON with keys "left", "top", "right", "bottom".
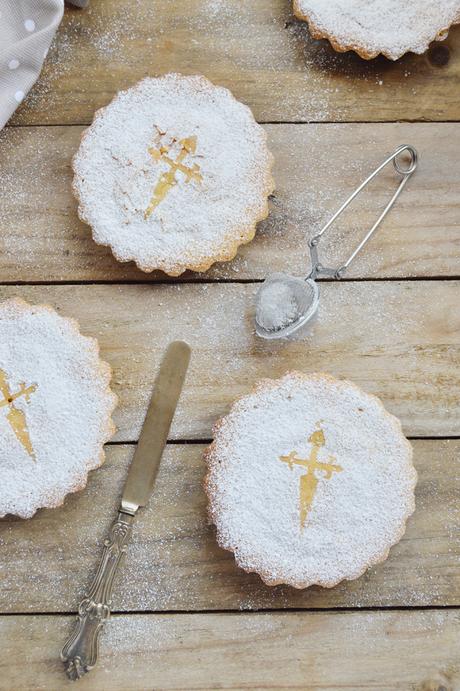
{"left": 308, "top": 144, "right": 418, "bottom": 280}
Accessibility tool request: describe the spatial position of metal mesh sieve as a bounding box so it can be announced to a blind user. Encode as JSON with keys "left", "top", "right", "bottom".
{"left": 255, "top": 146, "right": 418, "bottom": 341}
{"left": 255, "top": 273, "right": 319, "bottom": 340}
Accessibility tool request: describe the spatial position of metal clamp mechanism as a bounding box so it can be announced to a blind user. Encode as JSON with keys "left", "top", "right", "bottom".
{"left": 308, "top": 144, "right": 418, "bottom": 279}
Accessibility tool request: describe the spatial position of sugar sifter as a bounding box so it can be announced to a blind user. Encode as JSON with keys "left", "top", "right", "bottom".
{"left": 255, "top": 144, "right": 418, "bottom": 339}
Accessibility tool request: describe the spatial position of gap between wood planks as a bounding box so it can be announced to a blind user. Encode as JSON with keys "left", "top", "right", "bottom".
{"left": 2, "top": 605, "right": 460, "bottom": 619}
{"left": 0, "top": 276, "right": 459, "bottom": 286}
{"left": 106, "top": 437, "right": 460, "bottom": 445}
{"left": 6, "top": 119, "right": 460, "bottom": 127}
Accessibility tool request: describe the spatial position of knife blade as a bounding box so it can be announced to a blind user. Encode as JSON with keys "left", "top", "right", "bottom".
{"left": 121, "top": 340, "right": 191, "bottom": 514}
{"left": 61, "top": 341, "right": 191, "bottom": 680}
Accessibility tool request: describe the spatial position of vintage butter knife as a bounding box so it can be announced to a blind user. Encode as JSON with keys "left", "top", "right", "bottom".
{"left": 61, "top": 340, "right": 191, "bottom": 680}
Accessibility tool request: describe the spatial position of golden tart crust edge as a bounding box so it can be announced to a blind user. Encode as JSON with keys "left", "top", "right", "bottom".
{"left": 204, "top": 371, "right": 417, "bottom": 589}
{"left": 0, "top": 297, "right": 117, "bottom": 519}
{"left": 72, "top": 75, "right": 275, "bottom": 277}
{"left": 293, "top": 1, "right": 460, "bottom": 60}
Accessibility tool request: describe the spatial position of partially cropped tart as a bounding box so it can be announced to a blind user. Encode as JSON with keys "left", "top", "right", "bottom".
{"left": 0, "top": 298, "right": 116, "bottom": 518}
{"left": 294, "top": 0, "right": 460, "bottom": 60}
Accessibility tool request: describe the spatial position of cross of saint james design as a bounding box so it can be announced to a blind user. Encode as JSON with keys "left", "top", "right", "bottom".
{"left": 0, "top": 369, "right": 37, "bottom": 459}
{"left": 279, "top": 424, "right": 342, "bottom": 530}
{"left": 145, "top": 135, "right": 203, "bottom": 218}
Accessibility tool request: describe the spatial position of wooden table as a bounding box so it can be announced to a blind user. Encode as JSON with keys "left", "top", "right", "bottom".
{"left": 1, "top": 2, "right": 459, "bottom": 689}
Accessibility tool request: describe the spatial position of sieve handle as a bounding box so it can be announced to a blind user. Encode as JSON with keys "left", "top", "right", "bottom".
{"left": 308, "top": 145, "right": 418, "bottom": 280}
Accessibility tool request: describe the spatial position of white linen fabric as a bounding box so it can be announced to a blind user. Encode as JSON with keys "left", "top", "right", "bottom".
{"left": 0, "top": 0, "right": 88, "bottom": 129}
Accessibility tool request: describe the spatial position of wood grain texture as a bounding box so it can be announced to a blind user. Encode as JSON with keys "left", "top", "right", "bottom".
{"left": 0, "top": 123, "right": 459, "bottom": 282}
{"left": 0, "top": 282, "right": 457, "bottom": 439}
{"left": 9, "top": 0, "right": 460, "bottom": 126}
{"left": 1, "top": 611, "right": 459, "bottom": 690}
{"left": 0, "top": 441, "right": 458, "bottom": 613}
{"left": 1, "top": 0, "right": 459, "bottom": 683}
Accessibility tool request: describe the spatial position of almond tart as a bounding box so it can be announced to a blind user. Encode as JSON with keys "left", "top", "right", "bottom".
{"left": 205, "top": 372, "right": 416, "bottom": 588}
{"left": 293, "top": 0, "right": 460, "bottom": 60}
{"left": 73, "top": 74, "right": 274, "bottom": 276}
{"left": 0, "top": 298, "right": 116, "bottom": 519}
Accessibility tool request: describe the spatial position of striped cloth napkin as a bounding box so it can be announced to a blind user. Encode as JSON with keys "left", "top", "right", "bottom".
{"left": 0, "top": 0, "right": 88, "bottom": 129}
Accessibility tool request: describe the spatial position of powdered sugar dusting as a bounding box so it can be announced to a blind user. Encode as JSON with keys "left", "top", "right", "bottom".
{"left": 256, "top": 280, "right": 300, "bottom": 332}
{"left": 73, "top": 74, "right": 273, "bottom": 275}
{"left": 294, "top": 0, "right": 460, "bottom": 59}
{"left": 15, "top": 1, "right": 416, "bottom": 126}
{"left": 0, "top": 299, "right": 116, "bottom": 519}
{"left": 206, "top": 372, "right": 416, "bottom": 588}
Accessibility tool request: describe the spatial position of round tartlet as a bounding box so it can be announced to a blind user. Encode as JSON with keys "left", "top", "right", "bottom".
{"left": 205, "top": 372, "right": 416, "bottom": 588}
{"left": 0, "top": 298, "right": 116, "bottom": 519}
{"left": 73, "top": 74, "right": 274, "bottom": 276}
{"left": 293, "top": 0, "right": 460, "bottom": 60}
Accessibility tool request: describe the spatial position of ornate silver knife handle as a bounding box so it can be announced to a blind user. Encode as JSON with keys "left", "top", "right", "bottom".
{"left": 61, "top": 511, "right": 134, "bottom": 680}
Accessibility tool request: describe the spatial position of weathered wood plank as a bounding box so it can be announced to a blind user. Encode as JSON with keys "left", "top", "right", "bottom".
{"left": 0, "top": 282, "right": 457, "bottom": 439}
{"left": 0, "top": 123, "right": 459, "bottom": 282}
{"left": 1, "top": 611, "right": 458, "bottom": 690}
{"left": 9, "top": 0, "right": 460, "bottom": 126}
{"left": 0, "top": 441, "right": 458, "bottom": 613}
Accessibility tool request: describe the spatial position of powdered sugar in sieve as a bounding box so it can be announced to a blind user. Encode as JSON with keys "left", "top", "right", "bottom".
{"left": 255, "top": 273, "right": 319, "bottom": 338}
